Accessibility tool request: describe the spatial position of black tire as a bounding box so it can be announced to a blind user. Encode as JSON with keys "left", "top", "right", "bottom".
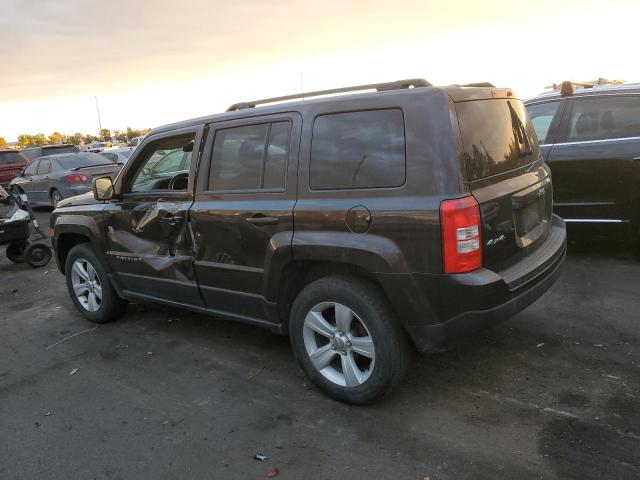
{"left": 51, "top": 189, "right": 63, "bottom": 208}
{"left": 6, "top": 242, "right": 26, "bottom": 263}
{"left": 65, "top": 243, "right": 127, "bottom": 323}
{"left": 289, "top": 275, "right": 411, "bottom": 404}
{"left": 24, "top": 243, "right": 52, "bottom": 268}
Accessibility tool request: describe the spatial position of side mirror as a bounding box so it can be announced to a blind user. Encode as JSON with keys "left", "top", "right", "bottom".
{"left": 92, "top": 176, "right": 116, "bottom": 201}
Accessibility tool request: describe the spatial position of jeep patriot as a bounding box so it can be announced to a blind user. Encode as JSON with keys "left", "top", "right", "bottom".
{"left": 51, "top": 79, "right": 567, "bottom": 403}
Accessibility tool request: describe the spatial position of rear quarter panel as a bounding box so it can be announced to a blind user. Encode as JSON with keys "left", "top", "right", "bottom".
{"left": 293, "top": 88, "right": 462, "bottom": 275}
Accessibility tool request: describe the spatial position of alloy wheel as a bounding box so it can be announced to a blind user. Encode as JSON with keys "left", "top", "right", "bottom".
{"left": 70, "top": 258, "right": 102, "bottom": 312}
{"left": 302, "top": 302, "right": 375, "bottom": 387}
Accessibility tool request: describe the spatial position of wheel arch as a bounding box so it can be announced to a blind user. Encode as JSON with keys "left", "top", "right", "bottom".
{"left": 53, "top": 218, "right": 107, "bottom": 275}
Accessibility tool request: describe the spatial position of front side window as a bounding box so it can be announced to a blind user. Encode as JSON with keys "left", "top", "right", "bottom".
{"left": 129, "top": 134, "right": 195, "bottom": 193}
{"left": 208, "top": 121, "right": 290, "bottom": 192}
{"left": 526, "top": 101, "right": 560, "bottom": 143}
{"left": 567, "top": 96, "right": 640, "bottom": 142}
{"left": 24, "top": 160, "right": 39, "bottom": 175}
{"left": 310, "top": 109, "right": 406, "bottom": 190}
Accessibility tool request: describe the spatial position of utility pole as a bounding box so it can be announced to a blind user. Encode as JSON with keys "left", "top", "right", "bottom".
{"left": 94, "top": 96, "right": 103, "bottom": 136}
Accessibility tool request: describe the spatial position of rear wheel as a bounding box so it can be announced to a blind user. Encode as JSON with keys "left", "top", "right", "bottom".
{"left": 51, "top": 189, "right": 63, "bottom": 208}
{"left": 65, "top": 243, "right": 127, "bottom": 323}
{"left": 289, "top": 275, "right": 410, "bottom": 404}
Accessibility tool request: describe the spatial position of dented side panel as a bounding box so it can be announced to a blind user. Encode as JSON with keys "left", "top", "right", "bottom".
{"left": 103, "top": 195, "right": 203, "bottom": 306}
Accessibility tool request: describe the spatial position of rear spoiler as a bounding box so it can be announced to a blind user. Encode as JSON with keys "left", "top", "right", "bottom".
{"left": 70, "top": 162, "right": 123, "bottom": 171}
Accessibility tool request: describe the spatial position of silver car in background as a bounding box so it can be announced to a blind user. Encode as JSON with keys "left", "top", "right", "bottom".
{"left": 100, "top": 147, "right": 135, "bottom": 164}
{"left": 9, "top": 152, "right": 122, "bottom": 207}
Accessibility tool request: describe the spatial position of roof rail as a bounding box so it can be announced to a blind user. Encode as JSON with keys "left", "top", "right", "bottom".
{"left": 462, "top": 82, "right": 495, "bottom": 88}
{"left": 226, "top": 78, "right": 431, "bottom": 112}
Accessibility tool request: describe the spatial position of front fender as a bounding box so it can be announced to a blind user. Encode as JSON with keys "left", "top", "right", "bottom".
{"left": 52, "top": 211, "right": 107, "bottom": 273}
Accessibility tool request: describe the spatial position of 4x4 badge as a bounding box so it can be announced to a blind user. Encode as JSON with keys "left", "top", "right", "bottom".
{"left": 538, "top": 187, "right": 546, "bottom": 198}
{"left": 486, "top": 234, "right": 507, "bottom": 247}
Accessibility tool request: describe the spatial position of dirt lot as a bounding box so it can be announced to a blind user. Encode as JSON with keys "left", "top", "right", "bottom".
{"left": 1, "top": 210, "right": 639, "bottom": 479}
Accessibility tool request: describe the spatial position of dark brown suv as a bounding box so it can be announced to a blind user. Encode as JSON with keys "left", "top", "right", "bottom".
{"left": 51, "top": 79, "right": 566, "bottom": 404}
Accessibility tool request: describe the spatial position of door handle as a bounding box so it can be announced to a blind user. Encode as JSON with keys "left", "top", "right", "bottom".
{"left": 632, "top": 156, "right": 640, "bottom": 161}
{"left": 247, "top": 215, "right": 279, "bottom": 226}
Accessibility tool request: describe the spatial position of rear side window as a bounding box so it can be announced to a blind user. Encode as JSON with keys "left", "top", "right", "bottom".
{"left": 37, "top": 159, "right": 51, "bottom": 174}
{"left": 310, "top": 109, "right": 405, "bottom": 190}
{"left": 456, "top": 99, "right": 538, "bottom": 181}
{"left": 526, "top": 101, "right": 560, "bottom": 143}
{"left": 208, "top": 121, "right": 290, "bottom": 192}
{"left": 567, "top": 96, "right": 640, "bottom": 142}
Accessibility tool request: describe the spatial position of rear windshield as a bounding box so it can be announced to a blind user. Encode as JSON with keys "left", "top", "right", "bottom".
{"left": 456, "top": 99, "right": 539, "bottom": 181}
{"left": 42, "top": 145, "right": 78, "bottom": 156}
{"left": 0, "top": 151, "right": 27, "bottom": 165}
{"left": 56, "top": 154, "right": 110, "bottom": 169}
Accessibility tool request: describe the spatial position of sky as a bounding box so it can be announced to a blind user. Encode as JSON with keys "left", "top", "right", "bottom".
{"left": 1, "top": 0, "right": 639, "bottom": 142}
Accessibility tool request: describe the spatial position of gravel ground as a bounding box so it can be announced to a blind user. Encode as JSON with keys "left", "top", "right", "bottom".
{"left": 1, "top": 211, "right": 638, "bottom": 479}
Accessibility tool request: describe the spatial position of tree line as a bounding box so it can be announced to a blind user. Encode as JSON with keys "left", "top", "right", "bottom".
{"left": 0, "top": 127, "right": 149, "bottom": 149}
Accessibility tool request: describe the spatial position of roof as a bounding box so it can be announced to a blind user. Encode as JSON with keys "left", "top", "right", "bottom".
{"left": 527, "top": 82, "right": 640, "bottom": 103}
{"left": 149, "top": 81, "right": 518, "bottom": 137}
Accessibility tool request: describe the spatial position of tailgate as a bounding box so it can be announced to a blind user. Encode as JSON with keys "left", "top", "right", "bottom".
{"left": 0, "top": 164, "right": 24, "bottom": 184}
{"left": 455, "top": 97, "right": 553, "bottom": 271}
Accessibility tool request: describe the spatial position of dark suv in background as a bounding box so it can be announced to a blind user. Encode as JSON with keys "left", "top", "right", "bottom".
{"left": 525, "top": 83, "right": 640, "bottom": 235}
{"left": 20, "top": 143, "right": 79, "bottom": 162}
{"left": 51, "top": 79, "right": 566, "bottom": 403}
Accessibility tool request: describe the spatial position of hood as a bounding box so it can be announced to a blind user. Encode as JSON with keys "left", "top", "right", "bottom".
{"left": 56, "top": 191, "right": 99, "bottom": 208}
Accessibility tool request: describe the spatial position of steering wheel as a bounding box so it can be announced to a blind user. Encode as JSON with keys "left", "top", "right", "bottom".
{"left": 168, "top": 172, "right": 189, "bottom": 191}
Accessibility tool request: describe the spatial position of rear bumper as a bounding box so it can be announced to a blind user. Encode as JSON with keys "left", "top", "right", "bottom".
{"left": 377, "top": 215, "right": 567, "bottom": 352}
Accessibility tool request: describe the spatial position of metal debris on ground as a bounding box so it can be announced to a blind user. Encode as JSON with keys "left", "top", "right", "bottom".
{"left": 45, "top": 326, "right": 98, "bottom": 350}
{"left": 536, "top": 343, "right": 544, "bottom": 348}
{"left": 254, "top": 454, "right": 268, "bottom": 462}
{"left": 45, "top": 411, "right": 51, "bottom": 416}
{"left": 69, "top": 368, "right": 79, "bottom": 375}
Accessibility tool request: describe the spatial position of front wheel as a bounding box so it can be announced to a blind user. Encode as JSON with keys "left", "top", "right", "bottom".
{"left": 65, "top": 243, "right": 127, "bottom": 323}
{"left": 289, "top": 275, "right": 410, "bottom": 404}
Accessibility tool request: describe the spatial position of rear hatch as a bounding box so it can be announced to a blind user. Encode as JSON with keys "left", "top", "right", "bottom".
{"left": 453, "top": 94, "right": 553, "bottom": 273}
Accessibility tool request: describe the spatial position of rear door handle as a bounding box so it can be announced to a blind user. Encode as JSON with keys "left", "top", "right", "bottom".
{"left": 247, "top": 215, "right": 279, "bottom": 226}
{"left": 633, "top": 156, "right": 640, "bottom": 161}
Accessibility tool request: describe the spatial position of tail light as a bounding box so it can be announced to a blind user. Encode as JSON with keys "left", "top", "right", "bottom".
{"left": 440, "top": 196, "right": 482, "bottom": 273}
{"left": 65, "top": 173, "right": 89, "bottom": 183}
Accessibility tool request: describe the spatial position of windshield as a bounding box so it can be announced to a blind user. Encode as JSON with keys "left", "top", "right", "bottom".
{"left": 0, "top": 151, "right": 27, "bottom": 165}
{"left": 456, "top": 99, "right": 539, "bottom": 181}
{"left": 56, "top": 153, "right": 111, "bottom": 169}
